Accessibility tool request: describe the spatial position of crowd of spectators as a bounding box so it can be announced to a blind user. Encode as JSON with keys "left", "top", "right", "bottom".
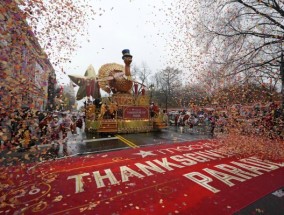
{"left": 171, "top": 109, "right": 227, "bottom": 136}
{"left": 229, "top": 101, "right": 283, "bottom": 139}
{"left": 1, "top": 100, "right": 283, "bottom": 154}
{"left": 168, "top": 101, "right": 283, "bottom": 139}
{"left": 0, "top": 107, "right": 84, "bottom": 154}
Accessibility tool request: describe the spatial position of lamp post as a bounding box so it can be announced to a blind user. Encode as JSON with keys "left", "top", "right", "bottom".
{"left": 149, "top": 84, "right": 154, "bottom": 103}
{"left": 165, "top": 85, "right": 168, "bottom": 113}
{"left": 280, "top": 49, "right": 284, "bottom": 113}
{"left": 280, "top": 36, "right": 284, "bottom": 114}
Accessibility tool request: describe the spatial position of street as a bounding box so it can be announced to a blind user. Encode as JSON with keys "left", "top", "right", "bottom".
{"left": 65, "top": 126, "right": 211, "bottom": 156}
{"left": 0, "top": 125, "right": 211, "bottom": 166}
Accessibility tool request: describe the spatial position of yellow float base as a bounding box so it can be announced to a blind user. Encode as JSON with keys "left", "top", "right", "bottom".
{"left": 85, "top": 119, "right": 158, "bottom": 133}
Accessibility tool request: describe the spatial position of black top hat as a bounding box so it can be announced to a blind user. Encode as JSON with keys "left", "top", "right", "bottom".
{"left": 122, "top": 49, "right": 132, "bottom": 59}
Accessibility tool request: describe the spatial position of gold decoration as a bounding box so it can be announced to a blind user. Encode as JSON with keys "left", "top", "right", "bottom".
{"left": 86, "top": 104, "right": 95, "bottom": 120}
{"left": 31, "top": 201, "right": 48, "bottom": 212}
{"left": 137, "top": 95, "right": 149, "bottom": 106}
{"left": 68, "top": 65, "right": 100, "bottom": 100}
{"left": 99, "top": 103, "right": 107, "bottom": 119}
{"left": 98, "top": 63, "right": 133, "bottom": 93}
{"left": 112, "top": 94, "right": 134, "bottom": 106}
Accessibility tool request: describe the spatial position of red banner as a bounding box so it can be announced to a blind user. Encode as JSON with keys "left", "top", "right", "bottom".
{"left": 123, "top": 106, "right": 149, "bottom": 119}
{"left": 1, "top": 140, "right": 283, "bottom": 215}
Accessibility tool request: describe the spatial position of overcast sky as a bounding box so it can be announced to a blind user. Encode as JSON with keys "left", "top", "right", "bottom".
{"left": 58, "top": 0, "right": 175, "bottom": 85}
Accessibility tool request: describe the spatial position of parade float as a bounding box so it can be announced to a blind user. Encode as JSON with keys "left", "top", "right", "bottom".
{"left": 68, "top": 49, "right": 167, "bottom": 134}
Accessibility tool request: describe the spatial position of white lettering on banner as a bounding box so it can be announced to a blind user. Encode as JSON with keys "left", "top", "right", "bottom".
{"left": 157, "top": 147, "right": 182, "bottom": 155}
{"left": 196, "top": 150, "right": 225, "bottom": 159}
{"left": 67, "top": 173, "right": 90, "bottom": 193}
{"left": 135, "top": 161, "right": 166, "bottom": 176}
{"left": 93, "top": 169, "right": 118, "bottom": 188}
{"left": 210, "top": 149, "right": 233, "bottom": 157}
{"left": 194, "top": 152, "right": 218, "bottom": 160}
{"left": 127, "top": 110, "right": 146, "bottom": 114}
{"left": 183, "top": 158, "right": 284, "bottom": 193}
{"left": 183, "top": 172, "right": 220, "bottom": 193}
{"left": 153, "top": 158, "right": 184, "bottom": 170}
{"left": 214, "top": 164, "right": 258, "bottom": 179}
{"left": 156, "top": 142, "right": 228, "bottom": 156}
{"left": 67, "top": 150, "right": 284, "bottom": 194}
{"left": 230, "top": 161, "right": 272, "bottom": 175}
{"left": 120, "top": 166, "right": 144, "bottom": 182}
{"left": 182, "top": 145, "right": 204, "bottom": 151}
{"left": 170, "top": 155, "right": 197, "bottom": 166}
{"left": 240, "top": 158, "right": 279, "bottom": 170}
{"left": 157, "top": 142, "right": 215, "bottom": 154}
{"left": 203, "top": 168, "right": 246, "bottom": 187}
{"left": 183, "top": 153, "right": 210, "bottom": 162}
{"left": 248, "top": 157, "right": 284, "bottom": 167}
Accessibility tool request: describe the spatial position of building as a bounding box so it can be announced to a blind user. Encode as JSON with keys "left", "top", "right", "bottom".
{"left": 62, "top": 81, "right": 77, "bottom": 111}
{"left": 0, "top": 0, "right": 56, "bottom": 111}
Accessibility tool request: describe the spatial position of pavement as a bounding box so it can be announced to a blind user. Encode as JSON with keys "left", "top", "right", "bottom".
{"left": 0, "top": 126, "right": 212, "bottom": 166}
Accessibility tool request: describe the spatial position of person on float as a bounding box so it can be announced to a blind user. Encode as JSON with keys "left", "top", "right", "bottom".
{"left": 162, "top": 110, "right": 168, "bottom": 125}
{"left": 100, "top": 103, "right": 107, "bottom": 119}
{"left": 150, "top": 102, "right": 159, "bottom": 118}
{"left": 109, "top": 102, "right": 118, "bottom": 119}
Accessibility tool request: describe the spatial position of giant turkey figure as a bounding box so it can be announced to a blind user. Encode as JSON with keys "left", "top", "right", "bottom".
{"left": 69, "top": 49, "right": 139, "bottom": 101}
{"left": 97, "top": 49, "right": 133, "bottom": 94}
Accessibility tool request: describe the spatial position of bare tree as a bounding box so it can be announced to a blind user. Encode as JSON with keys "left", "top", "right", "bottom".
{"left": 154, "top": 67, "right": 183, "bottom": 110}
{"left": 179, "top": 84, "right": 211, "bottom": 108}
{"left": 131, "top": 62, "right": 151, "bottom": 95}
{"left": 171, "top": 0, "right": 284, "bottom": 106}
{"left": 132, "top": 62, "right": 151, "bottom": 84}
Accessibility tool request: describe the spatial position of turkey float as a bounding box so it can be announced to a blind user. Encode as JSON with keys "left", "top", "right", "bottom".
{"left": 69, "top": 49, "right": 167, "bottom": 134}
